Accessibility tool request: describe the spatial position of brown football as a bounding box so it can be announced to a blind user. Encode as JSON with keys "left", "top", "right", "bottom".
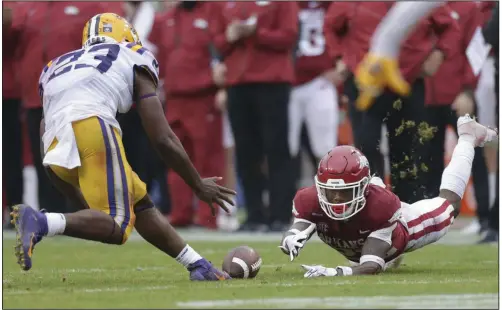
{"left": 222, "top": 245, "right": 262, "bottom": 279}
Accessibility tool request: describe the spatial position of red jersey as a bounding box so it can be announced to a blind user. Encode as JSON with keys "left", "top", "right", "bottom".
{"left": 294, "top": 1, "right": 333, "bottom": 86}
{"left": 211, "top": 1, "right": 299, "bottom": 86}
{"left": 293, "top": 184, "right": 409, "bottom": 263}
{"left": 153, "top": 3, "right": 218, "bottom": 97}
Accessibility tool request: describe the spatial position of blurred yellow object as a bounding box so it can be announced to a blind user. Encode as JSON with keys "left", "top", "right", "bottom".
{"left": 354, "top": 54, "right": 411, "bottom": 111}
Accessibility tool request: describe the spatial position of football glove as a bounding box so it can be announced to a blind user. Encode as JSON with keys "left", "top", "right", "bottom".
{"left": 301, "top": 265, "right": 353, "bottom": 277}
{"left": 279, "top": 233, "right": 307, "bottom": 262}
{"left": 278, "top": 222, "right": 316, "bottom": 262}
{"left": 301, "top": 264, "right": 337, "bottom": 278}
{"left": 354, "top": 53, "right": 410, "bottom": 111}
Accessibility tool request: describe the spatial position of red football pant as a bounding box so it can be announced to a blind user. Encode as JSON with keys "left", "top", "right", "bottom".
{"left": 166, "top": 93, "right": 224, "bottom": 229}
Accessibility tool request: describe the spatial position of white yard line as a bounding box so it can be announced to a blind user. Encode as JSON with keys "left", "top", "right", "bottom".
{"left": 177, "top": 293, "right": 498, "bottom": 309}
{"left": 3, "top": 278, "right": 483, "bottom": 296}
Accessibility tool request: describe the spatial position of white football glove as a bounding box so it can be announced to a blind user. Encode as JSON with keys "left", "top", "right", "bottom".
{"left": 279, "top": 233, "right": 307, "bottom": 261}
{"left": 301, "top": 264, "right": 338, "bottom": 278}
{"left": 278, "top": 222, "right": 316, "bottom": 262}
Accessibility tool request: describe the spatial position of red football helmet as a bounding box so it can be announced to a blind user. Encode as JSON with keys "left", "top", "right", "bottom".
{"left": 315, "top": 145, "right": 371, "bottom": 220}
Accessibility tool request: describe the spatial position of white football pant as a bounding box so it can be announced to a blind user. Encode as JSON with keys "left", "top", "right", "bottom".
{"left": 288, "top": 76, "right": 338, "bottom": 159}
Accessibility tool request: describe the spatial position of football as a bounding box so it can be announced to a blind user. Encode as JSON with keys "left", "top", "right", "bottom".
{"left": 222, "top": 245, "right": 262, "bottom": 279}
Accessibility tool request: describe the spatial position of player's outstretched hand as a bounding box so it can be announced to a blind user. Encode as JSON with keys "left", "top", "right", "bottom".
{"left": 301, "top": 264, "right": 338, "bottom": 278}
{"left": 195, "top": 177, "right": 237, "bottom": 216}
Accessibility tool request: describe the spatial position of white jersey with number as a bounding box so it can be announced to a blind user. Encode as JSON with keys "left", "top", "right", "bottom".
{"left": 39, "top": 42, "right": 159, "bottom": 169}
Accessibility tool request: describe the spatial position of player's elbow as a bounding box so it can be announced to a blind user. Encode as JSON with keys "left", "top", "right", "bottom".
{"left": 357, "top": 262, "right": 383, "bottom": 275}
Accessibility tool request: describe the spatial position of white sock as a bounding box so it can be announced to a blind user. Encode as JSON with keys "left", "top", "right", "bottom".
{"left": 175, "top": 245, "right": 202, "bottom": 268}
{"left": 440, "top": 139, "right": 475, "bottom": 199}
{"left": 45, "top": 213, "right": 66, "bottom": 237}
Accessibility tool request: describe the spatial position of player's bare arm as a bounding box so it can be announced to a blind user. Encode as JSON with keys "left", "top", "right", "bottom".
{"left": 134, "top": 68, "right": 235, "bottom": 215}
{"left": 349, "top": 237, "right": 391, "bottom": 275}
{"left": 302, "top": 235, "right": 393, "bottom": 277}
{"left": 279, "top": 218, "right": 316, "bottom": 261}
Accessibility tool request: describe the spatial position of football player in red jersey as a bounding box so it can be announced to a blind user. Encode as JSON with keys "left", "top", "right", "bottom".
{"left": 280, "top": 114, "right": 498, "bottom": 277}
{"left": 289, "top": 1, "right": 339, "bottom": 165}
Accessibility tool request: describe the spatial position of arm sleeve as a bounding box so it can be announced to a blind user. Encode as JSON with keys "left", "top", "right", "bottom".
{"left": 254, "top": 2, "right": 299, "bottom": 52}
{"left": 370, "top": 1, "right": 447, "bottom": 57}
{"left": 323, "top": 2, "right": 351, "bottom": 62}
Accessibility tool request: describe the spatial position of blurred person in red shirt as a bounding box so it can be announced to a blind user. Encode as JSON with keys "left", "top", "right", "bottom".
{"left": 289, "top": 1, "right": 339, "bottom": 171}
{"left": 210, "top": 1, "right": 299, "bottom": 232}
{"left": 3, "top": 3, "right": 24, "bottom": 228}
{"left": 423, "top": 1, "right": 495, "bottom": 235}
{"left": 324, "top": 2, "right": 460, "bottom": 203}
{"left": 3, "top": 2, "right": 121, "bottom": 214}
{"left": 152, "top": 1, "right": 227, "bottom": 230}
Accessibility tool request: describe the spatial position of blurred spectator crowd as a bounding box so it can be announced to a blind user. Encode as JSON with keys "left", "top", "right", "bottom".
{"left": 2, "top": 1, "right": 499, "bottom": 241}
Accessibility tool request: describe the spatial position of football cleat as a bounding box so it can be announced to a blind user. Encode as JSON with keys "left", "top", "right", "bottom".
{"left": 10, "top": 204, "right": 48, "bottom": 271}
{"left": 188, "top": 258, "right": 231, "bottom": 281}
{"left": 457, "top": 114, "right": 498, "bottom": 147}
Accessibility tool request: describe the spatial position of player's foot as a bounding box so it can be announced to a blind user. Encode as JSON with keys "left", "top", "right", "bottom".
{"left": 187, "top": 258, "right": 231, "bottom": 281}
{"left": 457, "top": 114, "right": 498, "bottom": 147}
{"left": 10, "top": 204, "right": 48, "bottom": 271}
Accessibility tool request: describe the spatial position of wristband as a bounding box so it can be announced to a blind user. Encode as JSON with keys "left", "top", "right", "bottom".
{"left": 336, "top": 266, "right": 353, "bottom": 276}
{"left": 139, "top": 93, "right": 157, "bottom": 100}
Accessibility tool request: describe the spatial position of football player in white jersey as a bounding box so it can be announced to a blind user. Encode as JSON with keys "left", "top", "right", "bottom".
{"left": 11, "top": 13, "right": 233, "bottom": 281}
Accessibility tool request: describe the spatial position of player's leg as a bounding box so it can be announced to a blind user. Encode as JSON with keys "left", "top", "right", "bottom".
{"left": 14, "top": 117, "right": 136, "bottom": 246}
{"left": 11, "top": 133, "right": 125, "bottom": 271}
{"left": 43, "top": 164, "right": 124, "bottom": 243}
{"left": 439, "top": 115, "right": 498, "bottom": 216}
{"left": 133, "top": 194, "right": 229, "bottom": 280}
{"left": 405, "top": 115, "right": 498, "bottom": 252}
{"left": 304, "top": 77, "right": 338, "bottom": 161}
{"left": 49, "top": 117, "right": 140, "bottom": 240}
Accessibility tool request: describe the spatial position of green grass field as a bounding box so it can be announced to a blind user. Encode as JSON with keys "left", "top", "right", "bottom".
{"left": 2, "top": 232, "right": 498, "bottom": 309}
